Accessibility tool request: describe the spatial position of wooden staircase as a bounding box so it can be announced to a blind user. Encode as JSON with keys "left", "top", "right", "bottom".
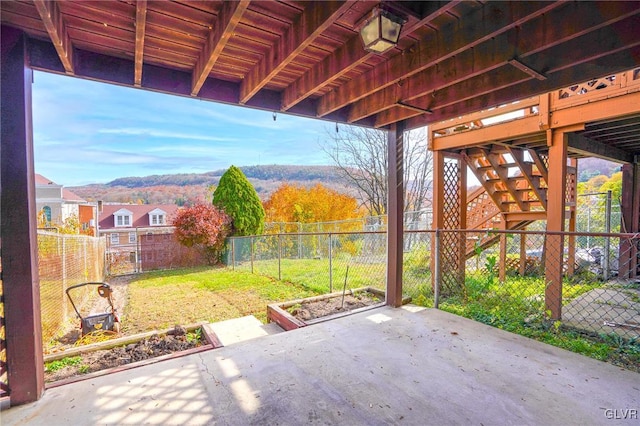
{"left": 463, "top": 145, "right": 575, "bottom": 258}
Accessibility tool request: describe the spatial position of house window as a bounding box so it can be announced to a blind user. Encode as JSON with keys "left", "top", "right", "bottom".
{"left": 110, "top": 233, "right": 119, "bottom": 245}
{"left": 150, "top": 214, "right": 165, "bottom": 226}
{"left": 115, "top": 214, "right": 131, "bottom": 227}
{"left": 42, "top": 206, "right": 52, "bottom": 224}
{"left": 129, "top": 232, "right": 137, "bottom": 243}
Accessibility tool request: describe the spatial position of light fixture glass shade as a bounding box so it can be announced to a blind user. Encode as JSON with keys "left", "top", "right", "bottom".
{"left": 360, "top": 8, "right": 404, "bottom": 54}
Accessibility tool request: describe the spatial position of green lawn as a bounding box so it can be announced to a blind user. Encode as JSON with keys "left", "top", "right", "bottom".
{"left": 122, "top": 262, "right": 638, "bottom": 372}
{"left": 122, "top": 266, "right": 319, "bottom": 333}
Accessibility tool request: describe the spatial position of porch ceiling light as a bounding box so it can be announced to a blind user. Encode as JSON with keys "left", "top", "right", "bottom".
{"left": 359, "top": 6, "right": 405, "bottom": 54}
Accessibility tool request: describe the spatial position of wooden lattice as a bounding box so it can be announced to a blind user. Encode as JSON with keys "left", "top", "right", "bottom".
{"left": 440, "top": 158, "right": 464, "bottom": 296}
{"left": 558, "top": 75, "right": 616, "bottom": 98}
{"left": 466, "top": 188, "right": 501, "bottom": 230}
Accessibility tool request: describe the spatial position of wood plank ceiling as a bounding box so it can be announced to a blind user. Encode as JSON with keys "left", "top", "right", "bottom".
{"left": 2, "top": 0, "right": 640, "bottom": 135}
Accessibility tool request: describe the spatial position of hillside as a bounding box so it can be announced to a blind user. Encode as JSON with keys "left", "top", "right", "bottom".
{"left": 69, "top": 165, "right": 355, "bottom": 205}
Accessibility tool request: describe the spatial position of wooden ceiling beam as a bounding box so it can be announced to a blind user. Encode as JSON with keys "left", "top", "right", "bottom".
{"left": 568, "top": 133, "right": 634, "bottom": 164}
{"left": 134, "top": 0, "right": 147, "bottom": 87}
{"left": 33, "top": 0, "right": 74, "bottom": 74}
{"left": 405, "top": 45, "right": 640, "bottom": 131}
{"left": 378, "top": 15, "right": 640, "bottom": 128}
{"left": 191, "top": 0, "right": 249, "bottom": 96}
{"left": 351, "top": 1, "right": 640, "bottom": 123}
{"left": 281, "top": 0, "right": 461, "bottom": 111}
{"left": 318, "top": 1, "right": 563, "bottom": 117}
{"left": 239, "top": 1, "right": 351, "bottom": 104}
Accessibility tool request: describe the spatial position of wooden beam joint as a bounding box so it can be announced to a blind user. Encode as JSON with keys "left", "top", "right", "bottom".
{"left": 33, "top": 0, "right": 74, "bottom": 74}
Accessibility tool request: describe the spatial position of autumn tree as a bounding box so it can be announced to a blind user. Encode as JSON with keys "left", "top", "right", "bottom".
{"left": 213, "top": 165, "right": 265, "bottom": 236}
{"left": 172, "top": 203, "right": 231, "bottom": 264}
{"left": 264, "top": 183, "right": 364, "bottom": 224}
{"left": 322, "top": 126, "right": 432, "bottom": 218}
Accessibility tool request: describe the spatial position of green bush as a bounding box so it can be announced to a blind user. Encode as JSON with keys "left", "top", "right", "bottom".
{"left": 213, "top": 166, "right": 265, "bottom": 236}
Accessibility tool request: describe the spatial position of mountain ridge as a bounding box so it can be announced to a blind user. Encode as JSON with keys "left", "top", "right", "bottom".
{"left": 69, "top": 165, "right": 353, "bottom": 205}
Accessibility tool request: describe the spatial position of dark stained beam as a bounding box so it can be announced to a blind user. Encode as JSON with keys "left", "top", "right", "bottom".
{"left": 33, "top": 0, "right": 74, "bottom": 73}
{"left": 386, "top": 121, "right": 405, "bottom": 307}
{"left": 350, "top": 1, "right": 640, "bottom": 123}
{"left": 568, "top": 133, "right": 634, "bottom": 164}
{"left": 281, "top": 0, "right": 461, "bottom": 111}
{"left": 403, "top": 44, "right": 640, "bottom": 130}
{"left": 134, "top": 0, "right": 147, "bottom": 87}
{"left": 318, "top": 1, "right": 563, "bottom": 117}
{"left": 240, "top": 1, "right": 352, "bottom": 104}
{"left": 191, "top": 0, "right": 249, "bottom": 96}
{"left": 1, "top": 28, "right": 45, "bottom": 405}
{"left": 26, "top": 37, "right": 376, "bottom": 128}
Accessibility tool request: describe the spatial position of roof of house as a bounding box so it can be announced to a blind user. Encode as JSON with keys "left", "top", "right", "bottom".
{"left": 98, "top": 204, "right": 180, "bottom": 230}
{"left": 35, "top": 173, "right": 87, "bottom": 203}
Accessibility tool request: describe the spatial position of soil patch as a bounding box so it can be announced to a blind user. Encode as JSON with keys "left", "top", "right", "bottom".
{"left": 44, "top": 325, "right": 205, "bottom": 383}
{"left": 289, "top": 292, "right": 382, "bottom": 321}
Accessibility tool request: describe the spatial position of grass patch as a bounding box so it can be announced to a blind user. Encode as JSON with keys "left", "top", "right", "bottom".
{"left": 45, "top": 356, "right": 83, "bottom": 373}
{"left": 122, "top": 266, "right": 319, "bottom": 333}
{"left": 409, "top": 275, "right": 640, "bottom": 372}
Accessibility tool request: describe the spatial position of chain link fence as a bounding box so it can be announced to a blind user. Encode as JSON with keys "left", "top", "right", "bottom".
{"left": 228, "top": 228, "right": 639, "bottom": 346}
{"left": 105, "top": 227, "right": 207, "bottom": 275}
{"left": 37, "top": 231, "right": 106, "bottom": 343}
{"left": 421, "top": 229, "right": 640, "bottom": 342}
{"left": 227, "top": 232, "right": 388, "bottom": 295}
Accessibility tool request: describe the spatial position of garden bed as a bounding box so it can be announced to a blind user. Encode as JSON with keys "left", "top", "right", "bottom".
{"left": 267, "top": 287, "right": 410, "bottom": 331}
{"left": 44, "top": 323, "right": 220, "bottom": 386}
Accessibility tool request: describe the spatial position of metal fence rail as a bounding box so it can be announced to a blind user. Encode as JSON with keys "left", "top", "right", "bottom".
{"left": 37, "top": 231, "right": 106, "bottom": 343}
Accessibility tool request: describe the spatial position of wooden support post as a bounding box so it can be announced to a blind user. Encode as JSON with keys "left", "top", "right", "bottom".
{"left": 386, "top": 121, "right": 405, "bottom": 307}
{"left": 431, "top": 150, "right": 445, "bottom": 291}
{"left": 499, "top": 220, "right": 507, "bottom": 283}
{"left": 619, "top": 162, "right": 640, "bottom": 278}
{"left": 566, "top": 158, "right": 578, "bottom": 276}
{"left": 1, "top": 28, "right": 45, "bottom": 405}
{"left": 545, "top": 130, "right": 568, "bottom": 320}
{"left": 519, "top": 229, "right": 527, "bottom": 276}
{"left": 458, "top": 159, "right": 467, "bottom": 282}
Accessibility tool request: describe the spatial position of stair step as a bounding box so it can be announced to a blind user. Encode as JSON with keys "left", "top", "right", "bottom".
{"left": 203, "top": 315, "right": 284, "bottom": 347}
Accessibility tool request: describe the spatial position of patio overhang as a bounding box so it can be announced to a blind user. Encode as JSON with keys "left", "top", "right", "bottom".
{"left": 1, "top": 0, "right": 640, "bottom": 406}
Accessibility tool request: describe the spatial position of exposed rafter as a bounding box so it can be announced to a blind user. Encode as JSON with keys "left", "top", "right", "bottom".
{"left": 351, "top": 1, "right": 640, "bottom": 124}
{"left": 33, "top": 0, "right": 74, "bottom": 73}
{"left": 568, "top": 133, "right": 634, "bottom": 164}
{"left": 406, "top": 44, "right": 640, "bottom": 130}
{"left": 281, "top": 0, "right": 461, "bottom": 111}
{"left": 318, "top": 1, "right": 563, "bottom": 117}
{"left": 239, "top": 1, "right": 352, "bottom": 104}
{"left": 134, "top": 0, "right": 147, "bottom": 87}
{"left": 192, "top": 0, "right": 250, "bottom": 96}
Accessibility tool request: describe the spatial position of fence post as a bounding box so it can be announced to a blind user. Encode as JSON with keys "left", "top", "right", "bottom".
{"left": 604, "top": 190, "right": 612, "bottom": 279}
{"left": 83, "top": 237, "right": 88, "bottom": 281}
{"left": 328, "top": 233, "right": 333, "bottom": 293}
{"left": 434, "top": 229, "right": 441, "bottom": 309}
{"left": 231, "top": 238, "right": 235, "bottom": 271}
{"left": 278, "top": 234, "right": 282, "bottom": 281}
{"left": 61, "top": 235, "right": 68, "bottom": 322}
{"left": 250, "top": 236, "right": 254, "bottom": 274}
{"left": 298, "top": 223, "right": 302, "bottom": 259}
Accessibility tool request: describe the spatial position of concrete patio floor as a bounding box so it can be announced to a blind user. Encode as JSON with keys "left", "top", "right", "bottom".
{"left": 3, "top": 306, "right": 639, "bottom": 425}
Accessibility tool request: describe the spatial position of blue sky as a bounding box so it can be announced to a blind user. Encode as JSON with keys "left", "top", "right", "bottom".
{"left": 32, "top": 71, "right": 336, "bottom": 186}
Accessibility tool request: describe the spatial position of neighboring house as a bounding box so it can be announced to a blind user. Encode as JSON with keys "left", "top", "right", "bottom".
{"left": 35, "top": 173, "right": 97, "bottom": 234}
{"left": 98, "top": 204, "right": 181, "bottom": 273}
